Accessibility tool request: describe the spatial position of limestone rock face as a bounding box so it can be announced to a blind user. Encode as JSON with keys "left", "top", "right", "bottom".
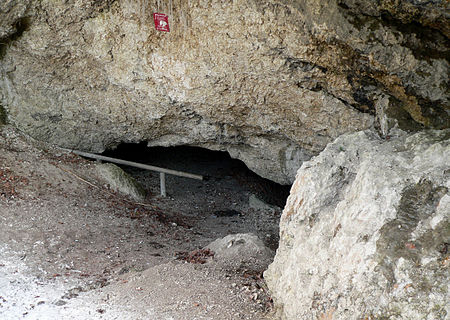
{"left": 0, "top": 0, "right": 448, "bottom": 183}
{"left": 265, "top": 129, "right": 450, "bottom": 319}
{"left": 0, "top": 1, "right": 30, "bottom": 41}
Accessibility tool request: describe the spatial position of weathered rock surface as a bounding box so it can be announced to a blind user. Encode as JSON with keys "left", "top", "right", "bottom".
{"left": 206, "top": 233, "right": 273, "bottom": 270}
{"left": 249, "top": 194, "right": 281, "bottom": 213}
{"left": 0, "top": 0, "right": 448, "bottom": 183}
{"left": 96, "top": 162, "right": 146, "bottom": 201}
{"left": 0, "top": 105, "right": 6, "bottom": 125}
{"left": 265, "top": 129, "right": 450, "bottom": 319}
{"left": 0, "top": 0, "right": 30, "bottom": 41}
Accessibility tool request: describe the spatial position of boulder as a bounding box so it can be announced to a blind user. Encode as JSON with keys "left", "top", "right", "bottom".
{"left": 206, "top": 233, "right": 273, "bottom": 269}
{"left": 96, "top": 163, "right": 146, "bottom": 202}
{"left": 1, "top": 0, "right": 448, "bottom": 184}
{"left": 265, "top": 129, "right": 450, "bottom": 319}
{"left": 248, "top": 194, "right": 280, "bottom": 213}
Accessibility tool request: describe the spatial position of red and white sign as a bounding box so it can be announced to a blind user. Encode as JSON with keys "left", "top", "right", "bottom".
{"left": 153, "top": 13, "right": 170, "bottom": 32}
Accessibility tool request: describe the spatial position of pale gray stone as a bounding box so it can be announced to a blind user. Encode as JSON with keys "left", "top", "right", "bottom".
{"left": 96, "top": 163, "right": 146, "bottom": 202}
{"left": 206, "top": 233, "right": 273, "bottom": 269}
{"left": 265, "top": 129, "right": 450, "bottom": 320}
{"left": 248, "top": 194, "right": 280, "bottom": 213}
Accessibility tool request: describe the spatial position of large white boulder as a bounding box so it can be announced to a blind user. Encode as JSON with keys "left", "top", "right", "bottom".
{"left": 265, "top": 129, "right": 449, "bottom": 319}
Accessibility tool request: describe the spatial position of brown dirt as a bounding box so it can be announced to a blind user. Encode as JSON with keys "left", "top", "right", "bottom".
{"left": 0, "top": 126, "right": 282, "bottom": 320}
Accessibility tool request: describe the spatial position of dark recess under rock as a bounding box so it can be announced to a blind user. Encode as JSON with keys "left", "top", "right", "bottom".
{"left": 103, "top": 143, "right": 291, "bottom": 208}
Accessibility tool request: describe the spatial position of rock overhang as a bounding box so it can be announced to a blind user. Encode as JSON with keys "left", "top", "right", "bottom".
{"left": 0, "top": 0, "right": 448, "bottom": 184}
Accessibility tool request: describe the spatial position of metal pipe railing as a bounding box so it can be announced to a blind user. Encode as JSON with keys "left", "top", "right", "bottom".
{"left": 64, "top": 149, "right": 203, "bottom": 196}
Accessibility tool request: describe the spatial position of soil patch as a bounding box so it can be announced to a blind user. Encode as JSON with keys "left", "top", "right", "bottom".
{"left": 0, "top": 127, "right": 285, "bottom": 319}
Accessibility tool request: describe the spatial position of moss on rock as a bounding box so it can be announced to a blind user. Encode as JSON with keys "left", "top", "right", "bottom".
{"left": 96, "top": 163, "right": 146, "bottom": 202}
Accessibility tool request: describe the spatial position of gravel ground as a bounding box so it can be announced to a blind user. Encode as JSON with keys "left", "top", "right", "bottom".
{"left": 0, "top": 126, "right": 285, "bottom": 320}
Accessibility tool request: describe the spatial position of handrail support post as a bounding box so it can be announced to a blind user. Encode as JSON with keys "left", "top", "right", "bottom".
{"left": 160, "top": 172, "right": 166, "bottom": 197}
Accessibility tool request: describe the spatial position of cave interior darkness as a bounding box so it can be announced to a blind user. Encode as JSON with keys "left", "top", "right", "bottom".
{"left": 102, "top": 142, "right": 291, "bottom": 209}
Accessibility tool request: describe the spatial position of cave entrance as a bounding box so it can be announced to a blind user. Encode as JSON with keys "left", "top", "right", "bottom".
{"left": 102, "top": 143, "right": 291, "bottom": 250}
{"left": 103, "top": 143, "right": 290, "bottom": 207}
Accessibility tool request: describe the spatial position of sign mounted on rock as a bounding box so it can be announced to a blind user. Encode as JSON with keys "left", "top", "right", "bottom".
{"left": 153, "top": 13, "right": 170, "bottom": 32}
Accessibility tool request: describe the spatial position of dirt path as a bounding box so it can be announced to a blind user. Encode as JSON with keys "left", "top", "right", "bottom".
{"left": 0, "top": 126, "right": 281, "bottom": 320}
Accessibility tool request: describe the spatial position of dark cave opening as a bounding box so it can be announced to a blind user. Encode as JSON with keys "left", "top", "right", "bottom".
{"left": 102, "top": 142, "right": 291, "bottom": 208}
